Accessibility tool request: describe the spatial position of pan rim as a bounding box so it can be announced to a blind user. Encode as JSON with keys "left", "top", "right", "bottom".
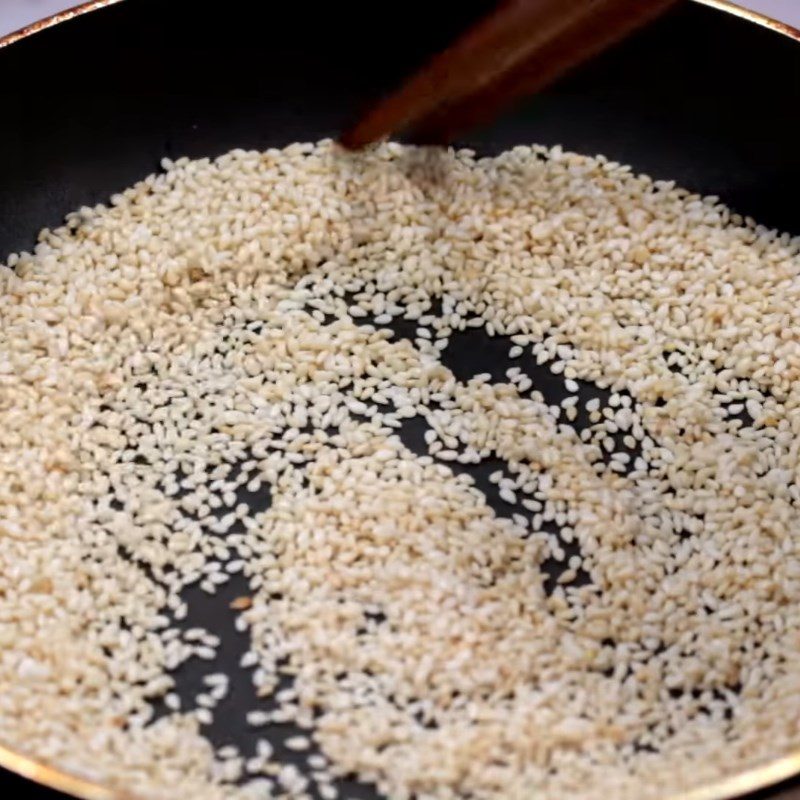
{"left": 0, "top": 0, "right": 123, "bottom": 50}
{"left": 0, "top": 0, "right": 798, "bottom": 50}
{"left": 0, "top": 1, "right": 799, "bottom": 799}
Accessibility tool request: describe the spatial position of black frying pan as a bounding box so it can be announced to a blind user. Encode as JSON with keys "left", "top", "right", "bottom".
{"left": 1, "top": 2, "right": 799, "bottom": 799}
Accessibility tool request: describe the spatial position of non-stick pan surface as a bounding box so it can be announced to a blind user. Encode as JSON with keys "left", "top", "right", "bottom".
{"left": 1, "top": 2, "right": 800, "bottom": 799}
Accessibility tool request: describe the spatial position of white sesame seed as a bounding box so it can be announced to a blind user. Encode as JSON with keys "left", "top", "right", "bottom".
{"left": 246, "top": 711, "right": 270, "bottom": 727}
{"left": 285, "top": 735, "right": 311, "bottom": 751}
{"left": 195, "top": 709, "right": 213, "bottom": 726}
{"left": 499, "top": 488, "right": 517, "bottom": 505}
{"left": 1, "top": 138, "right": 797, "bottom": 800}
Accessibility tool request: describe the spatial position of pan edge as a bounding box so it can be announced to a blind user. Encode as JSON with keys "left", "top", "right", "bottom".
{"left": 0, "top": 0, "right": 123, "bottom": 50}
{"left": 694, "top": 0, "right": 800, "bottom": 41}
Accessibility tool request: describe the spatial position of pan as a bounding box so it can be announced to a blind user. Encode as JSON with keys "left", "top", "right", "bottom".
{"left": 1, "top": 1, "right": 799, "bottom": 799}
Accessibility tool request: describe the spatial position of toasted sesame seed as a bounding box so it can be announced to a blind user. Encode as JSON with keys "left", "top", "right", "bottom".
{"left": 285, "top": 735, "right": 311, "bottom": 752}
{"left": 246, "top": 711, "right": 270, "bottom": 727}
{"left": 1, "top": 139, "right": 798, "bottom": 800}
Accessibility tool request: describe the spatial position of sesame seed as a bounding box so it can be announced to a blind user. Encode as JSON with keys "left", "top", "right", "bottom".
{"left": 1, "top": 138, "right": 797, "bottom": 800}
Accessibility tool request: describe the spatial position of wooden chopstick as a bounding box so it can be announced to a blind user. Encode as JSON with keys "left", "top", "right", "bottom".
{"left": 341, "top": 0, "right": 679, "bottom": 149}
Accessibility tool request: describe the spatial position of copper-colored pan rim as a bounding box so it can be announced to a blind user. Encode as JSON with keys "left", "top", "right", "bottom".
{"left": 2, "top": 0, "right": 796, "bottom": 51}
{"left": 0, "top": 0, "right": 123, "bottom": 49}
{"left": 695, "top": 0, "right": 800, "bottom": 40}
{"left": 0, "top": 1, "right": 800, "bottom": 799}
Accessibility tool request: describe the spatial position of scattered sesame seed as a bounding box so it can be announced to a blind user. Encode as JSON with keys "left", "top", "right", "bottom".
{"left": 284, "top": 736, "right": 311, "bottom": 752}
{"left": 1, "top": 139, "right": 798, "bottom": 800}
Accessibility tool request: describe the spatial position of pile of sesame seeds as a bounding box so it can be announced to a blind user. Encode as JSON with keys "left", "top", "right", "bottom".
{"left": 1, "top": 139, "right": 800, "bottom": 799}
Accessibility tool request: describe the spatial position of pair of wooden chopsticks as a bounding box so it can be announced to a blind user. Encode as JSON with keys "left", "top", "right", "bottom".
{"left": 341, "top": 0, "right": 678, "bottom": 149}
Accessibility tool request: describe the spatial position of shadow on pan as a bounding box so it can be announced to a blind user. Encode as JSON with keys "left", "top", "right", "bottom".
{"left": 0, "top": 2, "right": 799, "bottom": 800}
